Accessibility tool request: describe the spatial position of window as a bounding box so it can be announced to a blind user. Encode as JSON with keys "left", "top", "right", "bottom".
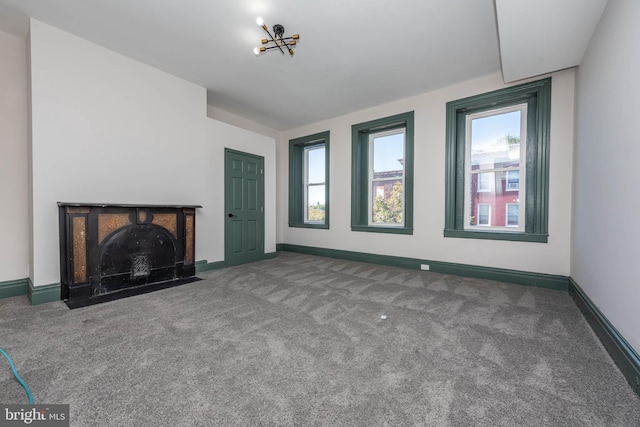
{"left": 289, "top": 131, "right": 330, "bottom": 229}
{"left": 369, "top": 128, "right": 406, "bottom": 227}
{"left": 444, "top": 78, "right": 551, "bottom": 242}
{"left": 304, "top": 145, "right": 326, "bottom": 223}
{"left": 464, "top": 104, "right": 526, "bottom": 232}
{"left": 506, "top": 203, "right": 519, "bottom": 227}
{"left": 477, "top": 203, "right": 491, "bottom": 226}
{"left": 477, "top": 172, "right": 492, "bottom": 192}
{"left": 506, "top": 170, "right": 519, "bottom": 191}
{"left": 352, "top": 112, "right": 414, "bottom": 234}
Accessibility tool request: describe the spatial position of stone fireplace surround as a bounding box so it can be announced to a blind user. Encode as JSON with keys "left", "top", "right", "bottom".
{"left": 58, "top": 203, "right": 201, "bottom": 308}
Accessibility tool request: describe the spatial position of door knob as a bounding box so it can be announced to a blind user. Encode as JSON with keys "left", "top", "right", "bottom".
{"left": 228, "top": 213, "right": 234, "bottom": 217}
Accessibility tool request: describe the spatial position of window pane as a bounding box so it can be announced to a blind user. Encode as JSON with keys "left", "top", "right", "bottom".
{"left": 477, "top": 172, "right": 491, "bottom": 192}
{"left": 371, "top": 181, "right": 403, "bottom": 225}
{"left": 370, "top": 130, "right": 405, "bottom": 226}
{"left": 470, "top": 111, "right": 521, "bottom": 171}
{"left": 306, "top": 146, "right": 325, "bottom": 184}
{"left": 306, "top": 185, "right": 325, "bottom": 222}
{"left": 477, "top": 204, "right": 490, "bottom": 226}
{"left": 506, "top": 203, "right": 519, "bottom": 227}
{"left": 506, "top": 170, "right": 519, "bottom": 190}
{"left": 464, "top": 105, "right": 525, "bottom": 231}
{"left": 304, "top": 145, "right": 325, "bottom": 224}
{"left": 373, "top": 133, "right": 404, "bottom": 173}
{"left": 469, "top": 184, "right": 521, "bottom": 228}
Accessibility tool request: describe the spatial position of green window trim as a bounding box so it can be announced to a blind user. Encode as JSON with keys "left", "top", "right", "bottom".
{"left": 289, "top": 131, "right": 330, "bottom": 229}
{"left": 444, "top": 78, "right": 551, "bottom": 242}
{"left": 351, "top": 111, "right": 414, "bottom": 235}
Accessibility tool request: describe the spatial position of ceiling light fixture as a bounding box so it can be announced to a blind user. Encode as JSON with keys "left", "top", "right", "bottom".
{"left": 253, "top": 17, "right": 299, "bottom": 57}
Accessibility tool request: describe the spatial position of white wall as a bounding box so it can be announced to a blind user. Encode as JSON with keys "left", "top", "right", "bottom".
{"left": 29, "top": 19, "right": 275, "bottom": 287}
{"left": 207, "top": 105, "right": 279, "bottom": 140}
{"left": 0, "top": 29, "right": 29, "bottom": 282}
{"left": 573, "top": 0, "right": 640, "bottom": 352}
{"left": 202, "top": 119, "right": 277, "bottom": 264}
{"left": 278, "top": 69, "right": 575, "bottom": 276}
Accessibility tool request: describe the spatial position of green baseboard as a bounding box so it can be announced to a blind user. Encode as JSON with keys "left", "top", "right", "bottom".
{"left": 0, "top": 278, "right": 30, "bottom": 299}
{"left": 0, "top": 277, "right": 60, "bottom": 305}
{"left": 277, "top": 243, "right": 568, "bottom": 291}
{"left": 196, "top": 252, "right": 278, "bottom": 273}
{"left": 29, "top": 282, "right": 61, "bottom": 305}
{"left": 263, "top": 252, "right": 277, "bottom": 260}
{"left": 569, "top": 278, "right": 640, "bottom": 397}
{"left": 195, "top": 259, "right": 226, "bottom": 273}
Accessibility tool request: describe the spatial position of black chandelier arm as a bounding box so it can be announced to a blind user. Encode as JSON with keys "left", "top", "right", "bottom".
{"left": 277, "top": 35, "right": 290, "bottom": 49}
{"left": 276, "top": 34, "right": 297, "bottom": 56}
{"left": 262, "top": 45, "right": 285, "bottom": 52}
{"left": 280, "top": 38, "right": 293, "bottom": 56}
{"left": 264, "top": 36, "right": 297, "bottom": 43}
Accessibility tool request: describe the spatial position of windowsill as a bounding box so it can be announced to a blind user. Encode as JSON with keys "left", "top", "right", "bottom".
{"left": 289, "top": 222, "right": 329, "bottom": 230}
{"left": 444, "top": 228, "right": 548, "bottom": 242}
{"left": 351, "top": 225, "right": 413, "bottom": 235}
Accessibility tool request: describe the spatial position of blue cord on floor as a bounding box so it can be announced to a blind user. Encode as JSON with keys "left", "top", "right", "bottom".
{"left": 0, "top": 348, "right": 34, "bottom": 404}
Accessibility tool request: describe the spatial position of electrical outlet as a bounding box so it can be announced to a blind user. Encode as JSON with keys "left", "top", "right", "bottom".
{"left": 420, "top": 264, "right": 430, "bottom": 271}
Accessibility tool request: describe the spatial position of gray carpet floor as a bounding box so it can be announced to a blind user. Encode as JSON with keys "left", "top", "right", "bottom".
{"left": 1, "top": 252, "right": 639, "bottom": 426}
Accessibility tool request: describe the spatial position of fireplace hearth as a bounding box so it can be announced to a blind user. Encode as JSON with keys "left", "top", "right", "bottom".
{"left": 58, "top": 203, "right": 201, "bottom": 308}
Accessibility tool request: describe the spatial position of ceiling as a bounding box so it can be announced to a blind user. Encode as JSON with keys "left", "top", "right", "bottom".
{"left": 495, "top": 0, "right": 608, "bottom": 83}
{"left": 0, "top": 0, "right": 608, "bottom": 131}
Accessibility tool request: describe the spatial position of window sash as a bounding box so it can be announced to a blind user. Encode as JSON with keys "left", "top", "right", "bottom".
{"left": 367, "top": 128, "right": 406, "bottom": 227}
{"left": 303, "top": 145, "right": 325, "bottom": 224}
{"left": 463, "top": 104, "right": 527, "bottom": 232}
{"left": 506, "top": 170, "right": 520, "bottom": 191}
{"left": 506, "top": 203, "right": 519, "bottom": 227}
{"left": 477, "top": 172, "right": 492, "bottom": 192}
{"left": 477, "top": 203, "right": 491, "bottom": 226}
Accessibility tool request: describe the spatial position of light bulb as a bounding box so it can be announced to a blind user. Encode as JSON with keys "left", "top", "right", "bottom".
{"left": 253, "top": 47, "right": 260, "bottom": 56}
{"left": 256, "top": 17, "right": 264, "bottom": 26}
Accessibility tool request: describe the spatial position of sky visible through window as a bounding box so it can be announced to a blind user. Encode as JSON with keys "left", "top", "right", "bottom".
{"left": 471, "top": 110, "right": 521, "bottom": 151}
{"left": 373, "top": 133, "right": 404, "bottom": 173}
{"left": 306, "top": 146, "right": 325, "bottom": 206}
{"left": 307, "top": 147, "right": 325, "bottom": 183}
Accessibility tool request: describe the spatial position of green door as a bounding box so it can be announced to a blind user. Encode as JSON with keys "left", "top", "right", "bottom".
{"left": 224, "top": 149, "right": 265, "bottom": 266}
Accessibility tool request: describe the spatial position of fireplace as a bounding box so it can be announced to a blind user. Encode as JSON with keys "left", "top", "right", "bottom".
{"left": 58, "top": 203, "right": 201, "bottom": 308}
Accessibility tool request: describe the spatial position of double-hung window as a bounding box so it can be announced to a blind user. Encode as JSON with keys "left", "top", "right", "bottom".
{"left": 368, "top": 128, "right": 406, "bottom": 227}
{"left": 477, "top": 203, "right": 491, "bottom": 226}
{"left": 444, "top": 78, "right": 551, "bottom": 242}
{"left": 464, "top": 104, "right": 526, "bottom": 231}
{"left": 351, "top": 112, "right": 414, "bottom": 234}
{"left": 289, "top": 131, "right": 330, "bottom": 229}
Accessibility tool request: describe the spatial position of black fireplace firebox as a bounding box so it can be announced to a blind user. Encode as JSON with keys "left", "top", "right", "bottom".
{"left": 58, "top": 203, "right": 201, "bottom": 308}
